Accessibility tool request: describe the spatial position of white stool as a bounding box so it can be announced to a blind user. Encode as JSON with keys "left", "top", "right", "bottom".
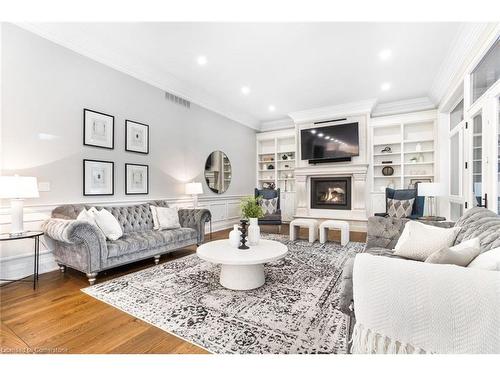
{"left": 319, "top": 220, "right": 350, "bottom": 246}
{"left": 289, "top": 218, "right": 319, "bottom": 243}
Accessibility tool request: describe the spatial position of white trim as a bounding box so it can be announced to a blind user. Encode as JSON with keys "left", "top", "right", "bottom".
{"left": 259, "top": 118, "right": 295, "bottom": 132}
{"left": 288, "top": 99, "right": 377, "bottom": 124}
{"left": 430, "top": 23, "right": 494, "bottom": 105}
{"left": 14, "top": 22, "right": 260, "bottom": 130}
{"left": 371, "top": 97, "right": 435, "bottom": 117}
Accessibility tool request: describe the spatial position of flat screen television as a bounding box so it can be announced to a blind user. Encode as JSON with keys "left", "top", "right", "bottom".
{"left": 300, "top": 122, "right": 359, "bottom": 161}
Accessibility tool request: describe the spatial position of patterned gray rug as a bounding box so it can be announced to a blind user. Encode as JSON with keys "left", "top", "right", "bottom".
{"left": 82, "top": 234, "right": 365, "bottom": 354}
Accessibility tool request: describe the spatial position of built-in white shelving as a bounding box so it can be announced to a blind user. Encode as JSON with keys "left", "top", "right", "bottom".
{"left": 369, "top": 111, "right": 437, "bottom": 214}
{"left": 256, "top": 129, "right": 297, "bottom": 221}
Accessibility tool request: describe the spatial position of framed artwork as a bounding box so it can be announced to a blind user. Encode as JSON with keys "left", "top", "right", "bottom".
{"left": 408, "top": 178, "right": 432, "bottom": 189}
{"left": 83, "top": 159, "right": 114, "bottom": 196}
{"left": 125, "top": 120, "right": 149, "bottom": 154}
{"left": 83, "top": 109, "right": 114, "bottom": 149}
{"left": 125, "top": 163, "right": 149, "bottom": 195}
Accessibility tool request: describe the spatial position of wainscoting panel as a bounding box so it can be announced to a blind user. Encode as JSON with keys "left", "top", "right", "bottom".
{"left": 0, "top": 195, "right": 245, "bottom": 281}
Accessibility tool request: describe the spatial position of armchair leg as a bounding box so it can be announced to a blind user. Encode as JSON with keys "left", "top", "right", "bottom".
{"left": 154, "top": 255, "right": 161, "bottom": 265}
{"left": 86, "top": 272, "right": 98, "bottom": 286}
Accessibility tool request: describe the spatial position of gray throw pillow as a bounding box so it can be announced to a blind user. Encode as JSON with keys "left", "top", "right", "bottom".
{"left": 260, "top": 197, "right": 278, "bottom": 215}
{"left": 387, "top": 198, "right": 415, "bottom": 218}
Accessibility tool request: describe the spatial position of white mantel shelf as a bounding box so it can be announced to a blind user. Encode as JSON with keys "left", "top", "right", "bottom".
{"left": 295, "top": 164, "right": 369, "bottom": 176}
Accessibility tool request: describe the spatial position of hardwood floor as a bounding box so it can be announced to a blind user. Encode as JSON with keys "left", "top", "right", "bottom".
{"left": 0, "top": 226, "right": 366, "bottom": 354}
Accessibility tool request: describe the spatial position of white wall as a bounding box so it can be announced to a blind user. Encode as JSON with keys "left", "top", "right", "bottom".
{"left": 0, "top": 23, "right": 256, "bottom": 278}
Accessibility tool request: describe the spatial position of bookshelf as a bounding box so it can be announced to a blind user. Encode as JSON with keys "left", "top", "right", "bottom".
{"left": 369, "top": 111, "right": 437, "bottom": 214}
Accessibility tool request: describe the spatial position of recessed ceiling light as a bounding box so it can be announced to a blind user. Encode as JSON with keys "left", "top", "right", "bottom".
{"left": 310, "top": 129, "right": 316, "bottom": 134}
{"left": 241, "top": 86, "right": 251, "bottom": 95}
{"left": 378, "top": 49, "right": 392, "bottom": 60}
{"left": 197, "top": 56, "right": 207, "bottom": 65}
{"left": 381, "top": 82, "right": 391, "bottom": 91}
{"left": 318, "top": 133, "right": 324, "bottom": 138}
{"left": 325, "top": 136, "right": 330, "bottom": 140}
{"left": 268, "top": 105, "right": 276, "bottom": 112}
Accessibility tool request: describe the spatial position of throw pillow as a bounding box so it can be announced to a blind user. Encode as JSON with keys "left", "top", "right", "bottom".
{"left": 153, "top": 206, "right": 181, "bottom": 230}
{"left": 76, "top": 207, "right": 106, "bottom": 237}
{"left": 149, "top": 205, "right": 160, "bottom": 230}
{"left": 394, "top": 221, "right": 461, "bottom": 261}
{"left": 468, "top": 247, "right": 500, "bottom": 271}
{"left": 387, "top": 198, "right": 415, "bottom": 218}
{"left": 425, "top": 238, "right": 481, "bottom": 266}
{"left": 260, "top": 197, "right": 278, "bottom": 215}
{"left": 92, "top": 208, "right": 123, "bottom": 241}
{"left": 77, "top": 208, "right": 98, "bottom": 227}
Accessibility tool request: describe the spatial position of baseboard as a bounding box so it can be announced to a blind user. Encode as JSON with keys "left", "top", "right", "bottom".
{"left": 0, "top": 250, "right": 59, "bottom": 283}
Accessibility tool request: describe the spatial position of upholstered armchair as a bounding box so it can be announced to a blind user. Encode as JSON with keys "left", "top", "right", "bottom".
{"left": 375, "top": 187, "right": 425, "bottom": 219}
{"left": 254, "top": 188, "right": 282, "bottom": 232}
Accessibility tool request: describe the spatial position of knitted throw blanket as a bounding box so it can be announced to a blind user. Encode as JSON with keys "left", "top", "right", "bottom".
{"left": 351, "top": 253, "right": 500, "bottom": 354}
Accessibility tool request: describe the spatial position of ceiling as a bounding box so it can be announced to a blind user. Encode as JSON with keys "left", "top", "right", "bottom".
{"left": 19, "top": 22, "right": 472, "bottom": 128}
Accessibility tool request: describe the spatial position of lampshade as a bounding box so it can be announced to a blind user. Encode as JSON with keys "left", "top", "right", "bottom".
{"left": 0, "top": 176, "right": 40, "bottom": 199}
{"left": 417, "top": 182, "right": 444, "bottom": 197}
{"left": 185, "top": 182, "right": 203, "bottom": 195}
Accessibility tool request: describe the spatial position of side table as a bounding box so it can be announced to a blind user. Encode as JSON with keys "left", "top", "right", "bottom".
{"left": 0, "top": 231, "right": 44, "bottom": 289}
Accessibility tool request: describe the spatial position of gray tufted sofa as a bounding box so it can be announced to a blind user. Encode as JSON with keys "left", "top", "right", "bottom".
{"left": 42, "top": 200, "right": 211, "bottom": 285}
{"left": 339, "top": 207, "right": 500, "bottom": 342}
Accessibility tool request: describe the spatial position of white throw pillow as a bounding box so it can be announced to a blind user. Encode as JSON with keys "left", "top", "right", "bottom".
{"left": 468, "top": 247, "right": 500, "bottom": 271}
{"left": 425, "top": 238, "right": 481, "bottom": 266}
{"left": 92, "top": 208, "right": 123, "bottom": 241}
{"left": 149, "top": 205, "right": 160, "bottom": 230}
{"left": 77, "top": 208, "right": 98, "bottom": 227}
{"left": 394, "top": 221, "right": 461, "bottom": 261}
{"left": 152, "top": 206, "right": 180, "bottom": 230}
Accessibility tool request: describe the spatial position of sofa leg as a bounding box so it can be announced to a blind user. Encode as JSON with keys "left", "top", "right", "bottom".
{"left": 86, "top": 272, "right": 98, "bottom": 286}
{"left": 57, "top": 264, "right": 66, "bottom": 273}
{"left": 278, "top": 225, "right": 281, "bottom": 234}
{"left": 154, "top": 255, "right": 160, "bottom": 265}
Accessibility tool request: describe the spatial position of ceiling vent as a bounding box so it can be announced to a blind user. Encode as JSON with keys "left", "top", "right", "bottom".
{"left": 165, "top": 91, "right": 190, "bottom": 109}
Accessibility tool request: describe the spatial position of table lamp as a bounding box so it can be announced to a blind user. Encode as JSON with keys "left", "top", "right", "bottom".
{"left": 0, "top": 175, "right": 40, "bottom": 235}
{"left": 185, "top": 182, "right": 203, "bottom": 208}
{"left": 417, "top": 182, "right": 444, "bottom": 219}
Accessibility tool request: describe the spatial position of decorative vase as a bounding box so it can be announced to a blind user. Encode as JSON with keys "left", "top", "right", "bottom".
{"left": 238, "top": 220, "right": 249, "bottom": 250}
{"left": 282, "top": 154, "right": 288, "bottom": 160}
{"left": 229, "top": 224, "right": 241, "bottom": 248}
{"left": 415, "top": 143, "right": 422, "bottom": 152}
{"left": 382, "top": 166, "right": 394, "bottom": 176}
{"left": 248, "top": 218, "right": 260, "bottom": 246}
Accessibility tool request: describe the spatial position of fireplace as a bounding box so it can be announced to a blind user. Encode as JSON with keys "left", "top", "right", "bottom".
{"left": 310, "top": 177, "right": 351, "bottom": 210}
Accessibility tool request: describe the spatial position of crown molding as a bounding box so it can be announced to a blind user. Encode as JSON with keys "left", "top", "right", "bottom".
{"left": 259, "top": 118, "right": 294, "bottom": 132}
{"left": 14, "top": 22, "right": 260, "bottom": 130}
{"left": 371, "top": 97, "right": 435, "bottom": 117}
{"left": 288, "top": 99, "right": 376, "bottom": 124}
{"left": 429, "top": 23, "right": 494, "bottom": 106}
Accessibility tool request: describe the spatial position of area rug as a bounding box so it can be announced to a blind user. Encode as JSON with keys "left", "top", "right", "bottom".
{"left": 82, "top": 234, "right": 365, "bottom": 354}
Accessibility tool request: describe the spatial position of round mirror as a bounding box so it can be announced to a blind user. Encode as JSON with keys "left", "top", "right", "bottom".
{"left": 204, "top": 151, "right": 231, "bottom": 194}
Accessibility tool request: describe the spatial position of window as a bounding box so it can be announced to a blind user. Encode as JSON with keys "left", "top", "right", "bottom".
{"left": 472, "top": 114, "right": 483, "bottom": 207}
{"left": 497, "top": 97, "right": 500, "bottom": 214}
{"left": 450, "top": 99, "right": 464, "bottom": 130}
{"left": 450, "top": 132, "right": 460, "bottom": 196}
{"left": 471, "top": 37, "right": 500, "bottom": 103}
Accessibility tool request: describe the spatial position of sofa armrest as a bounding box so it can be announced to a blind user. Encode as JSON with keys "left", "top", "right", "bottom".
{"left": 41, "top": 218, "right": 107, "bottom": 273}
{"left": 352, "top": 254, "right": 500, "bottom": 353}
{"left": 178, "top": 208, "right": 211, "bottom": 244}
{"left": 366, "top": 216, "right": 410, "bottom": 250}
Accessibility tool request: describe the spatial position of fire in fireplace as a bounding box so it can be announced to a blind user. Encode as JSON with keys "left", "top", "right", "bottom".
{"left": 310, "top": 177, "right": 351, "bottom": 210}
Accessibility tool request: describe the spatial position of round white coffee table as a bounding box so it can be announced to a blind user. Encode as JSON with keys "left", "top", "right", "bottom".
{"left": 196, "top": 239, "right": 288, "bottom": 290}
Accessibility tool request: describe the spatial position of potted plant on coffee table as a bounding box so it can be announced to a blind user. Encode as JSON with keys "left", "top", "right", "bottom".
{"left": 240, "top": 196, "right": 264, "bottom": 246}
